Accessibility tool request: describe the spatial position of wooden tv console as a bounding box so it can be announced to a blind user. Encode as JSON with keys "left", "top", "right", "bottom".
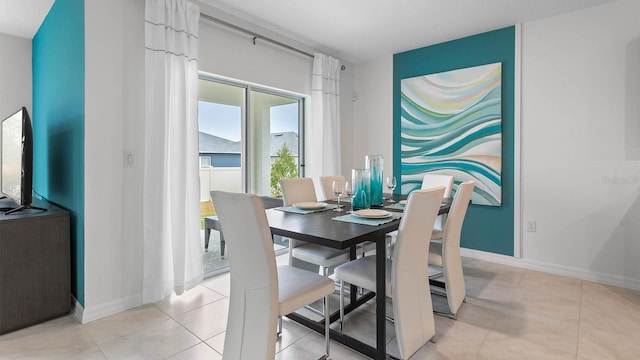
{"left": 0, "top": 200, "right": 70, "bottom": 334}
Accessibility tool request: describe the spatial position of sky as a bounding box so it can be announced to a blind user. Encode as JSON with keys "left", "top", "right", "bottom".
{"left": 198, "top": 101, "right": 298, "bottom": 141}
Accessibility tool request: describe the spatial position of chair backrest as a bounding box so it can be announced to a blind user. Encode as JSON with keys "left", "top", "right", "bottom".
{"left": 392, "top": 186, "right": 445, "bottom": 359}
{"left": 210, "top": 191, "right": 279, "bottom": 360}
{"left": 279, "top": 178, "right": 317, "bottom": 206}
{"left": 319, "top": 175, "right": 346, "bottom": 201}
{"left": 278, "top": 178, "right": 318, "bottom": 254}
{"left": 260, "top": 196, "right": 285, "bottom": 244}
{"left": 442, "top": 180, "right": 474, "bottom": 251}
{"left": 260, "top": 195, "right": 283, "bottom": 209}
{"left": 440, "top": 180, "right": 475, "bottom": 313}
{"left": 421, "top": 174, "right": 454, "bottom": 198}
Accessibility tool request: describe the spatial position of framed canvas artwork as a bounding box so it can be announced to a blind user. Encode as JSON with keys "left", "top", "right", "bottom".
{"left": 400, "top": 62, "right": 502, "bottom": 206}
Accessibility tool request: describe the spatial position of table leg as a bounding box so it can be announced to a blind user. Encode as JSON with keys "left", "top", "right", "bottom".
{"left": 284, "top": 237, "right": 388, "bottom": 359}
{"left": 375, "top": 234, "right": 387, "bottom": 359}
{"left": 349, "top": 245, "right": 357, "bottom": 306}
{"left": 220, "top": 232, "right": 225, "bottom": 257}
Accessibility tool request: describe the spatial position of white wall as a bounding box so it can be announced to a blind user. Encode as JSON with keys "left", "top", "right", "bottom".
{"left": 520, "top": 0, "right": 640, "bottom": 288}
{"left": 54, "top": 0, "right": 640, "bottom": 325}
{"left": 197, "top": 1, "right": 355, "bottom": 181}
{"left": 198, "top": 5, "right": 312, "bottom": 95}
{"left": 349, "top": 56, "right": 393, "bottom": 178}
{"left": 80, "top": 0, "right": 353, "bottom": 321}
{"left": 351, "top": 0, "right": 640, "bottom": 290}
{"left": 83, "top": 0, "right": 145, "bottom": 321}
{"left": 0, "top": 33, "right": 31, "bottom": 121}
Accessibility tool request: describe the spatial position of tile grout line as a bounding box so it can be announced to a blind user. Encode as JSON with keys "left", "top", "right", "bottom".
{"left": 575, "top": 280, "right": 585, "bottom": 360}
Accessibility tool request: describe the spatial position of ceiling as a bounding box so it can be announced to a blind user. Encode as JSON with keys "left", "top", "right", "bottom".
{"left": 200, "top": 0, "right": 615, "bottom": 63}
{"left": 0, "top": 0, "right": 54, "bottom": 39}
{"left": 0, "top": 0, "right": 614, "bottom": 62}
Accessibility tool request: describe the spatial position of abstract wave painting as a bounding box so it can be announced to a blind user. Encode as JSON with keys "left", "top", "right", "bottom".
{"left": 400, "top": 62, "right": 502, "bottom": 206}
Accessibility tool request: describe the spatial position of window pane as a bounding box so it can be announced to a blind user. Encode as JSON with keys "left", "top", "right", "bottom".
{"left": 249, "top": 90, "right": 300, "bottom": 197}
{"left": 198, "top": 79, "right": 245, "bottom": 275}
{"left": 198, "top": 80, "right": 244, "bottom": 195}
{"left": 198, "top": 77, "right": 304, "bottom": 277}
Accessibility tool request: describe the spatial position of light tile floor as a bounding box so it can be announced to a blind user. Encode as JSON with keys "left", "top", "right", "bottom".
{"left": 2, "top": 257, "right": 640, "bottom": 359}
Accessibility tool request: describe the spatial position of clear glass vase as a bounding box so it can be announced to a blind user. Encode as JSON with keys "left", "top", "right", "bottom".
{"left": 366, "top": 154, "right": 383, "bottom": 207}
{"left": 351, "top": 169, "right": 371, "bottom": 210}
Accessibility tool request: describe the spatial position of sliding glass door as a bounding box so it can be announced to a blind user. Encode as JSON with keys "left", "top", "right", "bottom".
{"left": 249, "top": 90, "right": 302, "bottom": 197}
{"left": 198, "top": 75, "right": 305, "bottom": 275}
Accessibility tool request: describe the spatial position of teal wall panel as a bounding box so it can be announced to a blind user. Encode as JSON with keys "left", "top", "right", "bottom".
{"left": 33, "top": 0, "right": 85, "bottom": 305}
{"left": 393, "top": 26, "right": 515, "bottom": 256}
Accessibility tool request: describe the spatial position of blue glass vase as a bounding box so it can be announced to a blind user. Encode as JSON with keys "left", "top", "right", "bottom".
{"left": 366, "top": 155, "right": 383, "bottom": 208}
{"left": 351, "top": 169, "right": 371, "bottom": 210}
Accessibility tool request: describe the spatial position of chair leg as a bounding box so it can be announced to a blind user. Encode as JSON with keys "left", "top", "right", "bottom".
{"left": 339, "top": 280, "right": 345, "bottom": 331}
{"left": 303, "top": 270, "right": 332, "bottom": 316}
{"left": 321, "top": 295, "right": 330, "bottom": 360}
{"left": 277, "top": 316, "right": 283, "bottom": 338}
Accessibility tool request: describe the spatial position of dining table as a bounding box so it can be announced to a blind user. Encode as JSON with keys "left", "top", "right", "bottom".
{"left": 265, "top": 194, "right": 452, "bottom": 360}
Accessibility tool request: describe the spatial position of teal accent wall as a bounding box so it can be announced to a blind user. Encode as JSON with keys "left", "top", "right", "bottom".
{"left": 33, "top": 0, "right": 85, "bottom": 305}
{"left": 393, "top": 26, "right": 515, "bottom": 256}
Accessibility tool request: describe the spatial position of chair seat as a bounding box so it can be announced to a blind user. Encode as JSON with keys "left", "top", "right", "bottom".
{"left": 358, "top": 241, "right": 377, "bottom": 254}
{"left": 428, "top": 240, "right": 443, "bottom": 267}
{"left": 432, "top": 216, "right": 444, "bottom": 236}
{"left": 430, "top": 230, "right": 444, "bottom": 240}
{"left": 333, "top": 256, "right": 392, "bottom": 297}
{"left": 389, "top": 238, "right": 443, "bottom": 262}
{"left": 428, "top": 264, "right": 444, "bottom": 279}
{"left": 430, "top": 225, "right": 444, "bottom": 240}
{"left": 292, "top": 244, "right": 350, "bottom": 268}
{"left": 388, "top": 222, "right": 443, "bottom": 241}
{"left": 278, "top": 265, "right": 335, "bottom": 315}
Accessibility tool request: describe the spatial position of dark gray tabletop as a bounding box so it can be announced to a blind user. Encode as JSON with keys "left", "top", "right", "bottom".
{"left": 265, "top": 197, "right": 451, "bottom": 249}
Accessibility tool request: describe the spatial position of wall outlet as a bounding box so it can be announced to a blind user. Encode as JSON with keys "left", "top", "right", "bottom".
{"left": 527, "top": 220, "right": 536, "bottom": 232}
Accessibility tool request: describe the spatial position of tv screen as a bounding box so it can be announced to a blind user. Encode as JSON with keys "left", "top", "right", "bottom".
{"left": 1, "top": 107, "right": 34, "bottom": 213}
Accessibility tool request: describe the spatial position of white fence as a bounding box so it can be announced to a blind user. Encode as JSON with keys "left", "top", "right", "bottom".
{"left": 199, "top": 167, "right": 242, "bottom": 202}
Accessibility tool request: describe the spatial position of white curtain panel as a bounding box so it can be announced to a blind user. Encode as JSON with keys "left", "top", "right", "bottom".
{"left": 310, "top": 53, "right": 341, "bottom": 180}
{"left": 143, "top": 0, "right": 202, "bottom": 302}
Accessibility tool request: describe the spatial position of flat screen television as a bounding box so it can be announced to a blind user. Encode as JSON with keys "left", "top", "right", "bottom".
{"left": 1, "top": 107, "right": 44, "bottom": 214}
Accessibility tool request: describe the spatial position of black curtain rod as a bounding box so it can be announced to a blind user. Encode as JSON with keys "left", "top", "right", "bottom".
{"left": 199, "top": 12, "right": 346, "bottom": 70}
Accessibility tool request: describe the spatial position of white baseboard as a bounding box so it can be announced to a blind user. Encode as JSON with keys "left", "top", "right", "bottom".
{"left": 461, "top": 248, "right": 640, "bottom": 291}
{"left": 72, "top": 294, "right": 142, "bottom": 324}
{"left": 71, "top": 296, "right": 84, "bottom": 323}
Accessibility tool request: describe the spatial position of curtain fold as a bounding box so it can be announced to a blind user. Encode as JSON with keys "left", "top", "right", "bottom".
{"left": 310, "top": 53, "right": 341, "bottom": 180}
{"left": 143, "top": 0, "right": 202, "bottom": 303}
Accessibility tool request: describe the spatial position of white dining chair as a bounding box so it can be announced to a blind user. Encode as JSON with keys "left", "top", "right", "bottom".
{"left": 428, "top": 180, "right": 474, "bottom": 319}
{"left": 279, "top": 178, "right": 351, "bottom": 276}
{"left": 319, "top": 175, "right": 377, "bottom": 256}
{"left": 333, "top": 186, "right": 445, "bottom": 360}
{"left": 386, "top": 173, "right": 454, "bottom": 257}
{"left": 319, "top": 175, "right": 346, "bottom": 201}
{"left": 211, "top": 191, "right": 334, "bottom": 360}
{"left": 421, "top": 174, "right": 454, "bottom": 239}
